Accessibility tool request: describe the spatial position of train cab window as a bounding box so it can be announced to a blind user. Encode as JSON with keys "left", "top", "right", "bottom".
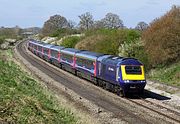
{"left": 125, "top": 66, "right": 142, "bottom": 74}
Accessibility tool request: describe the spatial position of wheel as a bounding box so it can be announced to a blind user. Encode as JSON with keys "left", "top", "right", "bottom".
{"left": 117, "top": 87, "right": 125, "bottom": 97}
{"left": 102, "top": 81, "right": 106, "bottom": 89}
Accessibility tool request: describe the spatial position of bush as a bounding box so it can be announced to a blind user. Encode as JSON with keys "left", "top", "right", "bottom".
{"left": 0, "top": 36, "right": 5, "bottom": 44}
{"left": 132, "top": 45, "right": 149, "bottom": 70}
{"left": 61, "top": 36, "right": 81, "bottom": 48}
{"left": 142, "top": 6, "right": 180, "bottom": 67}
{"left": 76, "top": 29, "right": 122, "bottom": 54}
{"left": 76, "top": 28, "right": 141, "bottom": 55}
{"left": 50, "top": 29, "right": 80, "bottom": 38}
{"left": 147, "top": 62, "right": 180, "bottom": 87}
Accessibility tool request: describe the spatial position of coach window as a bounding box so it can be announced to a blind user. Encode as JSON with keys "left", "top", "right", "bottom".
{"left": 54, "top": 50, "right": 57, "bottom": 58}
{"left": 44, "top": 48, "right": 48, "bottom": 55}
{"left": 52, "top": 50, "right": 58, "bottom": 58}
{"left": 51, "top": 50, "right": 55, "bottom": 58}
{"left": 79, "top": 58, "right": 83, "bottom": 66}
{"left": 77, "top": 57, "right": 83, "bottom": 67}
{"left": 87, "top": 60, "right": 94, "bottom": 70}
{"left": 35, "top": 45, "right": 38, "bottom": 50}
{"left": 39, "top": 46, "right": 42, "bottom": 52}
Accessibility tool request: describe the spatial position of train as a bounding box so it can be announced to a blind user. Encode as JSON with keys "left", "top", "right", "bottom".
{"left": 27, "top": 39, "right": 146, "bottom": 96}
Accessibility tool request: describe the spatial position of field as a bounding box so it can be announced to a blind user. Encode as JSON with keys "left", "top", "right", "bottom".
{"left": 0, "top": 49, "right": 77, "bottom": 124}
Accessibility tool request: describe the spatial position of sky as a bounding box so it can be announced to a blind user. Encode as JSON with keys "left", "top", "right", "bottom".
{"left": 0, "top": 0, "right": 179, "bottom": 28}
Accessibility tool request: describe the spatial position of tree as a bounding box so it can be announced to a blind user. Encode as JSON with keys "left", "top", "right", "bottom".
{"left": 78, "top": 12, "right": 94, "bottom": 30}
{"left": 102, "top": 13, "right": 123, "bottom": 29}
{"left": 42, "top": 15, "right": 68, "bottom": 36}
{"left": 93, "top": 20, "right": 105, "bottom": 29}
{"left": 135, "top": 21, "right": 149, "bottom": 31}
{"left": 142, "top": 5, "right": 180, "bottom": 67}
{"left": 0, "top": 27, "right": 19, "bottom": 39}
{"left": 67, "top": 20, "right": 76, "bottom": 29}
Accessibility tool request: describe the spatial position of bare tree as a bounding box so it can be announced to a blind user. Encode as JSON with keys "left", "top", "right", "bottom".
{"left": 42, "top": 15, "right": 68, "bottom": 36}
{"left": 102, "top": 13, "right": 123, "bottom": 29}
{"left": 78, "top": 12, "right": 94, "bottom": 30}
{"left": 67, "top": 20, "right": 76, "bottom": 29}
{"left": 93, "top": 20, "right": 105, "bottom": 29}
{"left": 135, "top": 21, "right": 149, "bottom": 31}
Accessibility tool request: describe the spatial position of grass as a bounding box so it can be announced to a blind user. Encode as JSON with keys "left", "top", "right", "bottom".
{"left": 147, "top": 62, "right": 180, "bottom": 87}
{"left": 0, "top": 50, "right": 77, "bottom": 124}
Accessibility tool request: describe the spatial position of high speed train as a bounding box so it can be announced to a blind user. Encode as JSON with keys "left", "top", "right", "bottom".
{"left": 28, "top": 39, "right": 146, "bottom": 96}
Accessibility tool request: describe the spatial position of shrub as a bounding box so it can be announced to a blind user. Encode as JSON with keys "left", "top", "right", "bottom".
{"left": 132, "top": 44, "right": 149, "bottom": 70}
{"left": 76, "top": 29, "right": 123, "bottom": 54}
{"left": 142, "top": 6, "right": 180, "bottom": 67}
{"left": 76, "top": 28, "right": 141, "bottom": 55}
{"left": 61, "top": 36, "right": 81, "bottom": 48}
{"left": 0, "top": 36, "right": 5, "bottom": 44}
{"left": 50, "top": 28, "right": 80, "bottom": 38}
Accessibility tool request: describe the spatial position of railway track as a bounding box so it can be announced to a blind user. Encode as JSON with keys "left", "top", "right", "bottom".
{"left": 16, "top": 40, "right": 180, "bottom": 124}
{"left": 126, "top": 96, "right": 180, "bottom": 124}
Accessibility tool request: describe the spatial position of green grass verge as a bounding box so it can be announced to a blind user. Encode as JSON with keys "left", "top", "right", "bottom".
{"left": 147, "top": 62, "right": 180, "bottom": 87}
{"left": 0, "top": 50, "right": 77, "bottom": 124}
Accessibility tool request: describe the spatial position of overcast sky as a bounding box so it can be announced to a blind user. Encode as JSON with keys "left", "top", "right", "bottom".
{"left": 0, "top": 0, "right": 179, "bottom": 28}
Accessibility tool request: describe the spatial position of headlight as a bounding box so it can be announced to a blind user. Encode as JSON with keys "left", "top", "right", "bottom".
{"left": 141, "top": 80, "right": 146, "bottom": 83}
{"left": 124, "top": 80, "right": 130, "bottom": 83}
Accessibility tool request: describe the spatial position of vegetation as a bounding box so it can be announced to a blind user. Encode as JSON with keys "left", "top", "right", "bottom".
{"left": 0, "top": 28, "right": 20, "bottom": 40}
{"left": 61, "top": 36, "right": 81, "bottom": 48}
{"left": 0, "top": 50, "right": 77, "bottom": 124}
{"left": 42, "top": 15, "right": 69, "bottom": 36}
{"left": 50, "top": 28, "right": 80, "bottom": 38}
{"left": 101, "top": 13, "right": 124, "bottom": 29}
{"left": 0, "top": 36, "right": 5, "bottom": 44}
{"left": 147, "top": 62, "right": 180, "bottom": 87}
{"left": 142, "top": 6, "right": 180, "bottom": 68}
{"left": 75, "top": 28, "right": 141, "bottom": 56}
{"left": 78, "top": 12, "right": 94, "bottom": 30}
{"left": 135, "top": 21, "right": 149, "bottom": 31}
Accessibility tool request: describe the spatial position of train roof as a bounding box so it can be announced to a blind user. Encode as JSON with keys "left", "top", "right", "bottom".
{"left": 101, "top": 56, "right": 142, "bottom": 66}
{"left": 29, "top": 39, "right": 39, "bottom": 43}
{"left": 97, "top": 55, "right": 112, "bottom": 62}
{"left": 42, "top": 44, "right": 54, "bottom": 48}
{"left": 29, "top": 40, "right": 48, "bottom": 46}
{"left": 50, "top": 45, "right": 65, "bottom": 51}
{"left": 61, "top": 48, "right": 81, "bottom": 55}
{"left": 76, "top": 51, "right": 104, "bottom": 61}
{"left": 29, "top": 39, "right": 37, "bottom": 42}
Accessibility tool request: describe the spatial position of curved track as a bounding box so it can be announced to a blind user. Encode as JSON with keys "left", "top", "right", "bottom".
{"left": 16, "top": 41, "right": 180, "bottom": 124}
